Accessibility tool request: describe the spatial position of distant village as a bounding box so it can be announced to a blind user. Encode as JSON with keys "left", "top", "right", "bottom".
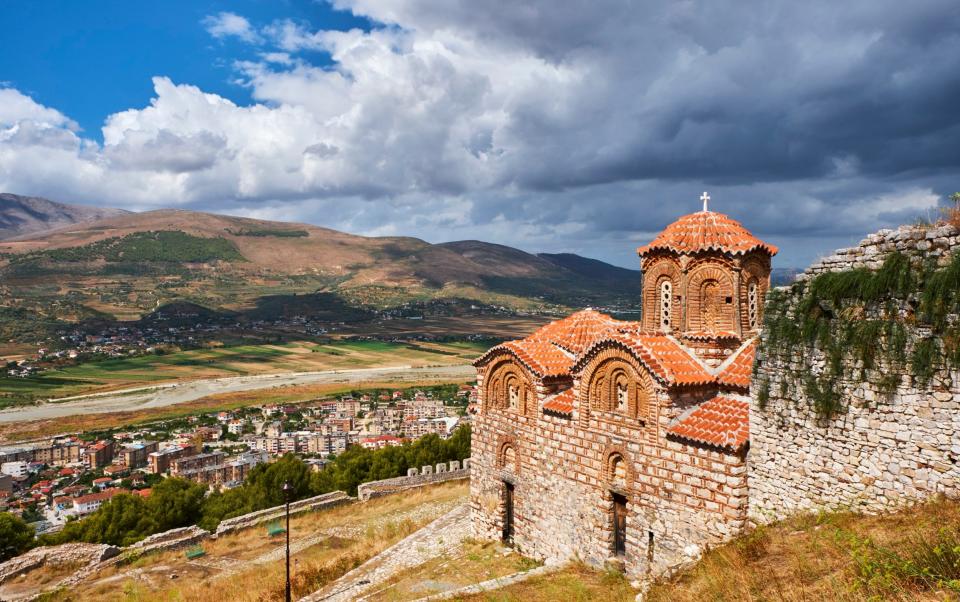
{"left": 0, "top": 385, "right": 478, "bottom": 534}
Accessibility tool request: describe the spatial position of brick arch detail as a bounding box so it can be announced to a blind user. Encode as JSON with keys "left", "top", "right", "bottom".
{"left": 685, "top": 263, "right": 737, "bottom": 333}
{"left": 739, "top": 255, "right": 770, "bottom": 332}
{"left": 577, "top": 345, "right": 656, "bottom": 428}
{"left": 495, "top": 433, "right": 520, "bottom": 476}
{"left": 601, "top": 443, "right": 635, "bottom": 491}
{"left": 642, "top": 258, "right": 682, "bottom": 331}
{"left": 484, "top": 356, "right": 536, "bottom": 416}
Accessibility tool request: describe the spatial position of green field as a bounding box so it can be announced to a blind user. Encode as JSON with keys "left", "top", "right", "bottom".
{"left": 0, "top": 339, "right": 488, "bottom": 408}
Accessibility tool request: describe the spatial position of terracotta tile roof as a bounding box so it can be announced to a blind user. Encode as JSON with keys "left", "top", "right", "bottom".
{"left": 527, "top": 309, "right": 624, "bottom": 354}
{"left": 637, "top": 211, "right": 778, "bottom": 257}
{"left": 667, "top": 395, "right": 750, "bottom": 450}
{"left": 543, "top": 389, "right": 575, "bottom": 415}
{"left": 502, "top": 340, "right": 574, "bottom": 377}
{"left": 576, "top": 330, "right": 714, "bottom": 386}
{"left": 717, "top": 341, "right": 756, "bottom": 389}
{"left": 74, "top": 488, "right": 124, "bottom": 505}
{"left": 475, "top": 309, "right": 625, "bottom": 378}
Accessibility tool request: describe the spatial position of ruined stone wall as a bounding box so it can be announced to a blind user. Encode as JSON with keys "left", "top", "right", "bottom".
{"left": 215, "top": 490, "right": 352, "bottom": 536}
{"left": 750, "top": 223, "right": 960, "bottom": 521}
{"left": 471, "top": 375, "right": 747, "bottom": 579}
{"left": 357, "top": 460, "right": 470, "bottom": 501}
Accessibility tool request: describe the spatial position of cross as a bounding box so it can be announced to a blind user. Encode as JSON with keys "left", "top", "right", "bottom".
{"left": 700, "top": 191, "right": 710, "bottom": 212}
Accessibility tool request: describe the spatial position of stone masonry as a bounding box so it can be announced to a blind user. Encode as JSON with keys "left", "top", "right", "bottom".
{"left": 357, "top": 460, "right": 470, "bottom": 501}
{"left": 750, "top": 222, "right": 960, "bottom": 520}
{"left": 471, "top": 206, "right": 773, "bottom": 578}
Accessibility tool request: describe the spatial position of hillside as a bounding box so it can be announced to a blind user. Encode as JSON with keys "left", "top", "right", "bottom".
{"left": 0, "top": 193, "right": 128, "bottom": 241}
{"left": 0, "top": 205, "right": 641, "bottom": 341}
{"left": 643, "top": 496, "right": 960, "bottom": 602}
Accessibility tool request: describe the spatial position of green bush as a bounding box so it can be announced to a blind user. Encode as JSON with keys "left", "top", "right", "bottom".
{"left": 11, "top": 231, "right": 245, "bottom": 265}
{"left": 0, "top": 512, "right": 35, "bottom": 561}
{"left": 760, "top": 252, "right": 960, "bottom": 418}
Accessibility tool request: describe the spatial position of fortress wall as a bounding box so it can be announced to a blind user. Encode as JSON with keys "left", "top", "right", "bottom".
{"left": 215, "top": 490, "right": 352, "bottom": 536}
{"left": 357, "top": 460, "right": 470, "bottom": 501}
{"left": 749, "top": 223, "right": 960, "bottom": 520}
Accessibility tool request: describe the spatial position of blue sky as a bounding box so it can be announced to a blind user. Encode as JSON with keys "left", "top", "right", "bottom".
{"left": 0, "top": 1, "right": 368, "bottom": 140}
{"left": 0, "top": 1, "right": 958, "bottom": 269}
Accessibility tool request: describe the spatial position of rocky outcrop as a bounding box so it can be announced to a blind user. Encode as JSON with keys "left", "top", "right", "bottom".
{"left": 0, "top": 543, "right": 119, "bottom": 585}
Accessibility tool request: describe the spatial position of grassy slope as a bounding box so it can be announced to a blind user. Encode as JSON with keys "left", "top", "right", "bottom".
{"left": 450, "top": 498, "right": 960, "bottom": 602}
{"left": 647, "top": 497, "right": 960, "bottom": 602}
{"left": 43, "top": 482, "right": 470, "bottom": 602}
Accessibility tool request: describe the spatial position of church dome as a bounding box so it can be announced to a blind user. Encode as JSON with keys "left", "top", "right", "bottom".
{"left": 636, "top": 210, "right": 778, "bottom": 257}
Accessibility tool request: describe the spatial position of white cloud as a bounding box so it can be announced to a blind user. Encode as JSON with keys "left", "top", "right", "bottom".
{"left": 1, "top": 1, "right": 958, "bottom": 268}
{"left": 0, "top": 87, "right": 77, "bottom": 129}
{"left": 202, "top": 12, "right": 261, "bottom": 44}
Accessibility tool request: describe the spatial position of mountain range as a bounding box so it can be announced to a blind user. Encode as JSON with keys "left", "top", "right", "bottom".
{"left": 0, "top": 193, "right": 129, "bottom": 241}
{"left": 0, "top": 194, "right": 646, "bottom": 340}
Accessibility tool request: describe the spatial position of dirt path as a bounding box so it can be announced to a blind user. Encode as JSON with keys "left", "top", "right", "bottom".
{"left": 301, "top": 504, "right": 471, "bottom": 602}
{"left": 0, "top": 364, "right": 474, "bottom": 423}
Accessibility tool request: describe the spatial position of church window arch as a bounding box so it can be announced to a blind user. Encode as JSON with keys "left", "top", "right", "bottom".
{"left": 748, "top": 281, "right": 759, "bottom": 330}
{"left": 485, "top": 360, "right": 532, "bottom": 415}
{"left": 686, "top": 264, "right": 736, "bottom": 333}
{"left": 659, "top": 280, "right": 673, "bottom": 331}
{"left": 496, "top": 436, "right": 520, "bottom": 475}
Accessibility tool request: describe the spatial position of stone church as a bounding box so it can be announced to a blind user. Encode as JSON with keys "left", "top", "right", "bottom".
{"left": 470, "top": 199, "right": 777, "bottom": 577}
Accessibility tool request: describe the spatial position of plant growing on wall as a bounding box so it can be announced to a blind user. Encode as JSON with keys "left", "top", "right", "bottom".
{"left": 759, "top": 250, "right": 960, "bottom": 418}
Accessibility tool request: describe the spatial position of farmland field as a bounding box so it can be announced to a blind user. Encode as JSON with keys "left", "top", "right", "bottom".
{"left": 0, "top": 339, "right": 489, "bottom": 408}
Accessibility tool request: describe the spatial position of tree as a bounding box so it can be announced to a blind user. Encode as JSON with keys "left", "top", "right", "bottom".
{"left": 0, "top": 513, "right": 34, "bottom": 561}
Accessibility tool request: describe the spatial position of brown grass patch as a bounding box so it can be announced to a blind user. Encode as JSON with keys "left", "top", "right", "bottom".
{"left": 51, "top": 481, "right": 468, "bottom": 602}
{"left": 364, "top": 538, "right": 542, "bottom": 601}
{"left": 647, "top": 497, "right": 960, "bottom": 602}
{"left": 454, "top": 562, "right": 637, "bottom": 602}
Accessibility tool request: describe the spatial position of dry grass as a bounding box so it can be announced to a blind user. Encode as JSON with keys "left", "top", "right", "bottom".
{"left": 945, "top": 205, "right": 960, "bottom": 231}
{"left": 45, "top": 481, "right": 469, "bottom": 602}
{"left": 453, "top": 562, "right": 637, "bottom": 602}
{"left": 647, "top": 497, "right": 960, "bottom": 602}
{"left": 364, "top": 538, "right": 542, "bottom": 601}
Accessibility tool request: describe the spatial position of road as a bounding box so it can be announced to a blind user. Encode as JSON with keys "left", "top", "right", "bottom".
{"left": 0, "top": 364, "right": 476, "bottom": 424}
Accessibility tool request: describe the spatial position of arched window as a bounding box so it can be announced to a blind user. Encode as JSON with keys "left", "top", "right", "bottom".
{"left": 502, "top": 445, "right": 517, "bottom": 473}
{"left": 616, "top": 383, "right": 629, "bottom": 413}
{"left": 659, "top": 280, "right": 672, "bottom": 331}
{"left": 748, "top": 281, "right": 759, "bottom": 330}
{"left": 610, "top": 454, "right": 627, "bottom": 489}
{"left": 486, "top": 361, "right": 530, "bottom": 414}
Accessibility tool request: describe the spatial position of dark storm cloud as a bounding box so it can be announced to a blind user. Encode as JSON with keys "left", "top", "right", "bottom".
{"left": 2, "top": 0, "right": 958, "bottom": 268}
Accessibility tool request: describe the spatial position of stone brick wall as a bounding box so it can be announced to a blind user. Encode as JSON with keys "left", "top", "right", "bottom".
{"left": 798, "top": 223, "right": 959, "bottom": 278}
{"left": 124, "top": 525, "right": 211, "bottom": 556}
{"left": 0, "top": 543, "right": 119, "bottom": 586}
{"left": 471, "top": 371, "right": 747, "bottom": 579}
{"left": 750, "top": 223, "right": 960, "bottom": 521}
{"left": 357, "top": 460, "right": 471, "bottom": 501}
{"left": 215, "top": 490, "right": 352, "bottom": 536}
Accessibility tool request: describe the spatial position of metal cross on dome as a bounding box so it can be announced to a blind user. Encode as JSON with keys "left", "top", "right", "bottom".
{"left": 701, "top": 191, "right": 711, "bottom": 212}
